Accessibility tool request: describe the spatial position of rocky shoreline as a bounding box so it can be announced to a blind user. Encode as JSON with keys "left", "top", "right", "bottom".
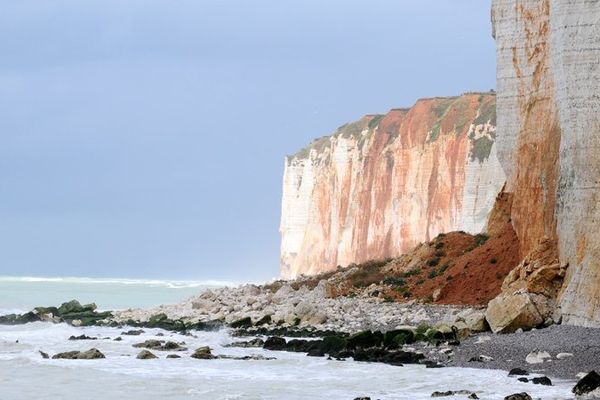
{"left": 1, "top": 280, "right": 599, "bottom": 398}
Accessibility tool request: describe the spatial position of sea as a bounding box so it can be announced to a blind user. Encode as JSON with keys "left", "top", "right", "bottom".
{"left": 0, "top": 276, "right": 576, "bottom": 399}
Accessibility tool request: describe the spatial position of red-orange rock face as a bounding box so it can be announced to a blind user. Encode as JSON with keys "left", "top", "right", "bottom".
{"left": 280, "top": 93, "right": 504, "bottom": 278}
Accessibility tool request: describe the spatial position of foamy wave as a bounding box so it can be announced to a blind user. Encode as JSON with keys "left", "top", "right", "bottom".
{"left": 0, "top": 276, "right": 237, "bottom": 289}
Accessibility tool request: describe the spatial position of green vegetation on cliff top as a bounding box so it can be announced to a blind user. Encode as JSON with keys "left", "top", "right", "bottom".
{"left": 289, "top": 93, "right": 496, "bottom": 160}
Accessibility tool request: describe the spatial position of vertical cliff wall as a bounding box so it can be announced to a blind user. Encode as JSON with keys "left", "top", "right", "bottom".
{"left": 492, "top": 0, "right": 600, "bottom": 327}
{"left": 280, "top": 93, "right": 505, "bottom": 278}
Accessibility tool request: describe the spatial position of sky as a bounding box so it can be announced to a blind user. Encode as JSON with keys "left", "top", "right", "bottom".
{"left": 0, "top": 0, "right": 495, "bottom": 282}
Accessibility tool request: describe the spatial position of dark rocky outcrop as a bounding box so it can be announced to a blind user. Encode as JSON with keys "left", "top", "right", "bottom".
{"left": 0, "top": 300, "right": 112, "bottom": 327}
{"left": 572, "top": 371, "right": 600, "bottom": 397}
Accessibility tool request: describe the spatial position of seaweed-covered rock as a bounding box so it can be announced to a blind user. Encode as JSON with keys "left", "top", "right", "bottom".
{"left": 52, "top": 348, "right": 105, "bottom": 360}
{"left": 263, "top": 336, "right": 287, "bottom": 351}
{"left": 230, "top": 317, "right": 253, "bottom": 329}
{"left": 347, "top": 330, "right": 383, "bottom": 349}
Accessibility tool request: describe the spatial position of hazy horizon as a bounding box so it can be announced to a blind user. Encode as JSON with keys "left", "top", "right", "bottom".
{"left": 0, "top": 0, "right": 495, "bottom": 281}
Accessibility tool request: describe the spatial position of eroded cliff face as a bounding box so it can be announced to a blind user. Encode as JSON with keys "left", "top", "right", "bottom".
{"left": 280, "top": 93, "right": 505, "bottom": 278}
{"left": 492, "top": 0, "right": 600, "bottom": 327}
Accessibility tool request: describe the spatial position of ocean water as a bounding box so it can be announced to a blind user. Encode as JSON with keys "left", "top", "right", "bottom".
{"left": 0, "top": 275, "right": 234, "bottom": 314}
{"left": 0, "top": 277, "right": 576, "bottom": 399}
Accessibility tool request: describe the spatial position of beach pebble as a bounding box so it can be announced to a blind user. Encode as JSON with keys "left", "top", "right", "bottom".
{"left": 525, "top": 350, "right": 551, "bottom": 364}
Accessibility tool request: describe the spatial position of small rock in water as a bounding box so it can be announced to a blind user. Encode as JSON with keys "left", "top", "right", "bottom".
{"left": 468, "top": 394, "right": 479, "bottom": 399}
{"left": 504, "top": 393, "right": 532, "bottom": 400}
{"left": 572, "top": 371, "right": 600, "bottom": 396}
{"left": 191, "top": 346, "right": 214, "bottom": 360}
{"left": 136, "top": 350, "right": 158, "bottom": 359}
{"left": 39, "top": 350, "right": 49, "bottom": 359}
{"left": 353, "top": 397, "right": 371, "bottom": 400}
{"left": 531, "top": 376, "right": 552, "bottom": 386}
{"left": 508, "top": 368, "right": 529, "bottom": 376}
{"left": 166, "top": 354, "right": 181, "bottom": 359}
{"left": 113, "top": 337, "right": 123, "bottom": 341}
{"left": 518, "top": 378, "right": 529, "bottom": 383}
{"left": 432, "top": 391, "right": 474, "bottom": 398}
{"left": 121, "top": 329, "right": 145, "bottom": 336}
{"left": 68, "top": 334, "right": 96, "bottom": 341}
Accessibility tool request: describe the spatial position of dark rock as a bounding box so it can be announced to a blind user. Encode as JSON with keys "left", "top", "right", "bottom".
{"left": 383, "top": 329, "right": 415, "bottom": 348}
{"left": 166, "top": 354, "right": 181, "bottom": 359}
{"left": 191, "top": 346, "right": 214, "bottom": 360}
{"left": 133, "top": 340, "right": 163, "bottom": 349}
{"left": 121, "top": 329, "right": 145, "bottom": 336}
{"left": 468, "top": 394, "right": 479, "bottom": 399}
{"left": 156, "top": 333, "right": 164, "bottom": 337}
{"left": 230, "top": 317, "right": 253, "bottom": 329}
{"left": 225, "top": 338, "right": 265, "bottom": 348}
{"left": 531, "top": 376, "right": 552, "bottom": 386}
{"left": 353, "top": 397, "right": 371, "bottom": 400}
{"left": 161, "top": 341, "right": 187, "bottom": 351}
{"left": 113, "top": 337, "right": 123, "bottom": 341}
{"left": 518, "top": 378, "right": 529, "bottom": 383}
{"left": 52, "top": 348, "right": 105, "bottom": 360}
{"left": 254, "top": 315, "right": 272, "bottom": 326}
{"left": 68, "top": 334, "right": 97, "bottom": 341}
{"left": 431, "top": 391, "right": 454, "bottom": 397}
{"left": 136, "top": 350, "right": 158, "bottom": 359}
{"left": 572, "top": 371, "right": 600, "bottom": 396}
{"left": 508, "top": 368, "right": 529, "bottom": 376}
{"left": 503, "top": 393, "right": 532, "bottom": 400}
{"left": 321, "top": 336, "right": 348, "bottom": 353}
{"left": 57, "top": 300, "right": 85, "bottom": 315}
{"left": 39, "top": 351, "right": 49, "bottom": 359}
{"left": 347, "top": 330, "right": 384, "bottom": 349}
{"left": 263, "top": 336, "right": 287, "bottom": 351}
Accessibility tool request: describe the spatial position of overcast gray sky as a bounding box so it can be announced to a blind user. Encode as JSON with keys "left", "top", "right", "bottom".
{"left": 0, "top": 0, "right": 495, "bottom": 281}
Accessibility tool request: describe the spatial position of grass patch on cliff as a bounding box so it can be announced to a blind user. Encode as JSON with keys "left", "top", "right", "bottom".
{"left": 469, "top": 135, "right": 494, "bottom": 163}
{"left": 367, "top": 114, "right": 385, "bottom": 130}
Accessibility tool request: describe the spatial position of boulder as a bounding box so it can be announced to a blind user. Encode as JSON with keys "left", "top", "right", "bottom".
{"left": 191, "top": 346, "right": 214, "bottom": 360}
{"left": 531, "top": 376, "right": 552, "bottom": 386}
{"left": 166, "top": 354, "right": 181, "bottom": 359}
{"left": 272, "top": 284, "right": 295, "bottom": 304}
{"left": 572, "top": 371, "right": 600, "bottom": 397}
{"left": 263, "top": 336, "right": 287, "bottom": 351}
{"left": 525, "top": 350, "right": 551, "bottom": 364}
{"left": 508, "top": 368, "right": 529, "bottom": 376}
{"left": 230, "top": 317, "right": 253, "bottom": 329}
{"left": 133, "top": 340, "right": 163, "bottom": 350}
{"left": 52, "top": 348, "right": 105, "bottom": 360}
{"left": 485, "top": 292, "right": 543, "bottom": 333}
{"left": 136, "top": 350, "right": 158, "bottom": 359}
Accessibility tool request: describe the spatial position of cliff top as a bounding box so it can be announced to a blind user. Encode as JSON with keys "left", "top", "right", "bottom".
{"left": 288, "top": 92, "right": 496, "bottom": 161}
